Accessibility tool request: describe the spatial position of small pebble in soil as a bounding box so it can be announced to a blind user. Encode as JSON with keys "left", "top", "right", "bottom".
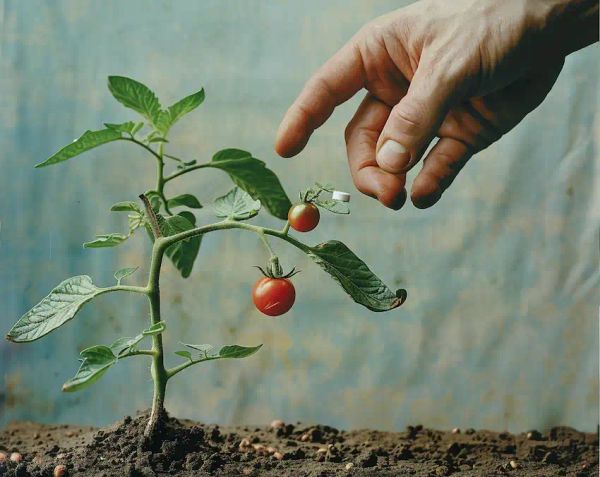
{"left": 345, "top": 462, "right": 354, "bottom": 470}
{"left": 527, "top": 430, "right": 543, "bottom": 440}
{"left": 239, "top": 438, "right": 252, "bottom": 451}
{"left": 273, "top": 451, "right": 284, "bottom": 461}
{"left": 10, "top": 452, "right": 23, "bottom": 463}
{"left": 509, "top": 460, "right": 519, "bottom": 469}
{"left": 452, "top": 427, "right": 461, "bottom": 434}
{"left": 54, "top": 464, "right": 68, "bottom": 477}
{"left": 270, "top": 419, "right": 285, "bottom": 429}
{"left": 0, "top": 452, "right": 7, "bottom": 462}
{"left": 300, "top": 433, "right": 310, "bottom": 442}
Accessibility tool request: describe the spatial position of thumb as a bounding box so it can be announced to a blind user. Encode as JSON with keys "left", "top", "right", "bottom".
{"left": 376, "top": 61, "right": 459, "bottom": 173}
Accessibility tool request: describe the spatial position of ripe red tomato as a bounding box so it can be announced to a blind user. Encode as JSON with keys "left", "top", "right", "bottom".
{"left": 288, "top": 202, "right": 320, "bottom": 232}
{"left": 252, "top": 277, "right": 295, "bottom": 316}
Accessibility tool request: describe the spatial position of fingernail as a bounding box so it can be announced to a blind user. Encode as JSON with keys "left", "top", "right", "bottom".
{"left": 377, "top": 140, "right": 410, "bottom": 172}
{"left": 390, "top": 189, "right": 407, "bottom": 210}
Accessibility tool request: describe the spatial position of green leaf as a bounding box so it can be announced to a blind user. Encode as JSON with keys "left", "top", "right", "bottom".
{"left": 6, "top": 276, "right": 104, "bottom": 343}
{"left": 182, "top": 343, "right": 262, "bottom": 361}
{"left": 212, "top": 187, "right": 261, "bottom": 220}
{"left": 111, "top": 201, "right": 141, "bottom": 212}
{"left": 114, "top": 266, "right": 138, "bottom": 284}
{"left": 104, "top": 121, "right": 137, "bottom": 134}
{"left": 62, "top": 345, "right": 117, "bottom": 392}
{"left": 167, "top": 89, "right": 205, "bottom": 127}
{"left": 128, "top": 212, "right": 146, "bottom": 234}
{"left": 157, "top": 214, "right": 201, "bottom": 278}
{"left": 177, "top": 211, "right": 196, "bottom": 225}
{"left": 167, "top": 194, "right": 202, "bottom": 209}
{"left": 143, "top": 321, "right": 166, "bottom": 336}
{"left": 83, "top": 233, "right": 128, "bottom": 248}
{"left": 314, "top": 198, "right": 350, "bottom": 215}
{"left": 36, "top": 129, "right": 122, "bottom": 168}
{"left": 306, "top": 241, "right": 407, "bottom": 312}
{"left": 175, "top": 350, "right": 193, "bottom": 360}
{"left": 208, "top": 149, "right": 291, "bottom": 220}
{"left": 110, "top": 335, "right": 143, "bottom": 356}
{"left": 183, "top": 343, "right": 215, "bottom": 354}
{"left": 218, "top": 344, "right": 263, "bottom": 359}
{"left": 107, "top": 76, "right": 162, "bottom": 124}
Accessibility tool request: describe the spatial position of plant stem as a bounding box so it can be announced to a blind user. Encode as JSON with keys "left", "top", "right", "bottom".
{"left": 144, "top": 239, "right": 169, "bottom": 438}
{"left": 258, "top": 230, "right": 276, "bottom": 258}
{"left": 164, "top": 163, "right": 210, "bottom": 182}
{"left": 140, "top": 193, "right": 162, "bottom": 238}
{"left": 155, "top": 143, "right": 173, "bottom": 215}
{"left": 281, "top": 221, "right": 290, "bottom": 235}
{"left": 120, "top": 137, "right": 163, "bottom": 162}
{"left": 166, "top": 355, "right": 220, "bottom": 379}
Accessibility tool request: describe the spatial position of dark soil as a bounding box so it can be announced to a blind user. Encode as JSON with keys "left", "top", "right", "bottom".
{"left": 0, "top": 411, "right": 597, "bottom": 476}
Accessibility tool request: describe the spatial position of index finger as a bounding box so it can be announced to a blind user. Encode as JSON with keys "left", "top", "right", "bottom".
{"left": 275, "top": 39, "right": 366, "bottom": 158}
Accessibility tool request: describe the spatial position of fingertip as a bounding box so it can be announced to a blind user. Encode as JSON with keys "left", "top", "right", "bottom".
{"left": 411, "top": 172, "right": 441, "bottom": 209}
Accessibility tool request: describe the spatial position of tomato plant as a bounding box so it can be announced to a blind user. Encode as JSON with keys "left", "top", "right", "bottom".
{"left": 5, "top": 76, "right": 407, "bottom": 440}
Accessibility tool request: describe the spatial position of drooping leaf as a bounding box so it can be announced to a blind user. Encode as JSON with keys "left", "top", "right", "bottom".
{"left": 6, "top": 276, "right": 105, "bottom": 342}
{"left": 107, "top": 76, "right": 162, "bottom": 125}
{"left": 143, "top": 321, "right": 166, "bottom": 336}
{"left": 111, "top": 201, "right": 141, "bottom": 213}
{"left": 212, "top": 187, "right": 261, "bottom": 220}
{"left": 128, "top": 212, "right": 146, "bottom": 233}
{"left": 110, "top": 334, "right": 144, "bottom": 356}
{"left": 83, "top": 233, "right": 128, "bottom": 248}
{"left": 208, "top": 149, "right": 291, "bottom": 220}
{"left": 167, "top": 193, "right": 202, "bottom": 210}
{"left": 62, "top": 345, "right": 117, "bottom": 392}
{"left": 36, "top": 129, "right": 123, "bottom": 168}
{"left": 306, "top": 241, "right": 407, "bottom": 312}
{"left": 114, "top": 266, "right": 139, "bottom": 284}
{"left": 156, "top": 214, "right": 201, "bottom": 278}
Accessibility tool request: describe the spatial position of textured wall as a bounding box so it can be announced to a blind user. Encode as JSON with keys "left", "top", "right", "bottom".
{"left": 0, "top": 1, "right": 598, "bottom": 433}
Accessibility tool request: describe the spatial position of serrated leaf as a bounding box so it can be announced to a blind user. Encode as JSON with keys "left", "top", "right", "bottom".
{"left": 62, "top": 345, "right": 117, "bottom": 392}
{"left": 212, "top": 187, "right": 261, "bottom": 220}
{"left": 218, "top": 344, "right": 263, "bottom": 359}
{"left": 128, "top": 212, "right": 146, "bottom": 233}
{"left": 110, "top": 334, "right": 144, "bottom": 356}
{"left": 143, "top": 321, "right": 166, "bottom": 336}
{"left": 306, "top": 241, "right": 407, "bottom": 312}
{"left": 108, "top": 76, "right": 162, "bottom": 125}
{"left": 114, "top": 266, "right": 138, "bottom": 284}
{"left": 167, "top": 194, "right": 202, "bottom": 209}
{"left": 83, "top": 233, "right": 128, "bottom": 248}
{"left": 36, "top": 129, "right": 122, "bottom": 168}
{"left": 6, "top": 276, "right": 104, "bottom": 342}
{"left": 104, "top": 121, "right": 137, "bottom": 134}
{"left": 167, "top": 89, "right": 205, "bottom": 127}
{"left": 156, "top": 214, "right": 201, "bottom": 278}
{"left": 111, "top": 201, "right": 141, "bottom": 212}
{"left": 208, "top": 149, "right": 291, "bottom": 220}
{"left": 314, "top": 198, "right": 350, "bottom": 215}
{"left": 175, "top": 350, "right": 193, "bottom": 360}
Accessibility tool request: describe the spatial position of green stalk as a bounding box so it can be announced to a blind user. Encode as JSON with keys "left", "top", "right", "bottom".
{"left": 144, "top": 238, "right": 169, "bottom": 438}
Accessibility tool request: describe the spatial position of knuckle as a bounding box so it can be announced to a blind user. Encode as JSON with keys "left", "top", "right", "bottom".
{"left": 390, "top": 100, "right": 425, "bottom": 134}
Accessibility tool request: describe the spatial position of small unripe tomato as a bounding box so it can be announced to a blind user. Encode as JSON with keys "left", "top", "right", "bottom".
{"left": 252, "top": 277, "right": 295, "bottom": 316}
{"left": 288, "top": 202, "right": 320, "bottom": 232}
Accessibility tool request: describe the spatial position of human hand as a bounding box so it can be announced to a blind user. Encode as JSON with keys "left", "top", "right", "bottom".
{"left": 275, "top": 0, "right": 598, "bottom": 209}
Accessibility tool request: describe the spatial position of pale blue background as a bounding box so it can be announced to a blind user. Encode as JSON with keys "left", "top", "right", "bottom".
{"left": 1, "top": 1, "right": 598, "bottom": 432}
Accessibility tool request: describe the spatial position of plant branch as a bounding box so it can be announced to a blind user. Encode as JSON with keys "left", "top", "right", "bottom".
{"left": 120, "top": 137, "right": 163, "bottom": 163}
{"left": 103, "top": 284, "right": 150, "bottom": 295}
{"left": 166, "top": 356, "right": 220, "bottom": 379}
{"left": 164, "top": 163, "right": 210, "bottom": 182}
{"left": 120, "top": 349, "right": 156, "bottom": 358}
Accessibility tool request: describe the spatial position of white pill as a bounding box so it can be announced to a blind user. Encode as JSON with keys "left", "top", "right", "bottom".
{"left": 332, "top": 190, "right": 351, "bottom": 202}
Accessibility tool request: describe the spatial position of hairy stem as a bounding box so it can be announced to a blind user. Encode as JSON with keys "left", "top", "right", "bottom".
{"left": 144, "top": 240, "right": 169, "bottom": 438}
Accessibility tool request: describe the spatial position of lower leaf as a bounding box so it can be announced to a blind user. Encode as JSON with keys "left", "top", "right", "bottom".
{"left": 62, "top": 346, "right": 117, "bottom": 392}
